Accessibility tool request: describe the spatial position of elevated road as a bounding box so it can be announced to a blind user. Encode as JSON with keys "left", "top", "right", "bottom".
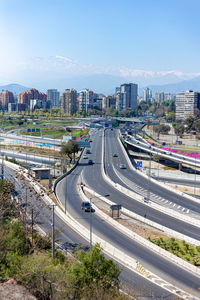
{"left": 105, "top": 129, "right": 200, "bottom": 218}
{"left": 55, "top": 129, "right": 200, "bottom": 298}
{"left": 124, "top": 133, "right": 200, "bottom": 168}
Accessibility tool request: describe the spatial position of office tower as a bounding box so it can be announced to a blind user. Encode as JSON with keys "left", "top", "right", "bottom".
{"left": 176, "top": 90, "right": 200, "bottom": 120}
{"left": 0, "top": 90, "right": 15, "bottom": 109}
{"left": 47, "top": 89, "right": 60, "bottom": 107}
{"left": 143, "top": 88, "right": 152, "bottom": 104}
{"left": 61, "top": 89, "right": 78, "bottom": 115}
{"left": 79, "top": 89, "right": 89, "bottom": 113}
{"left": 116, "top": 91, "right": 126, "bottom": 111}
{"left": 155, "top": 92, "right": 165, "bottom": 103}
{"left": 164, "top": 93, "right": 175, "bottom": 101}
{"left": 120, "top": 83, "right": 138, "bottom": 110}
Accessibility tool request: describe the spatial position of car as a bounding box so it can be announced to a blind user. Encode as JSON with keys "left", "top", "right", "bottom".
{"left": 86, "top": 149, "right": 90, "bottom": 154}
{"left": 119, "top": 164, "right": 126, "bottom": 169}
{"left": 113, "top": 153, "right": 118, "bottom": 157}
{"left": 83, "top": 154, "right": 88, "bottom": 159}
{"left": 89, "top": 139, "right": 92, "bottom": 142}
{"left": 88, "top": 159, "right": 93, "bottom": 165}
{"left": 81, "top": 201, "right": 93, "bottom": 212}
{"left": 144, "top": 197, "right": 149, "bottom": 203}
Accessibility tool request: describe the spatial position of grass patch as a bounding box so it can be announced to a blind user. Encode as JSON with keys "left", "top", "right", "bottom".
{"left": 148, "top": 237, "right": 200, "bottom": 266}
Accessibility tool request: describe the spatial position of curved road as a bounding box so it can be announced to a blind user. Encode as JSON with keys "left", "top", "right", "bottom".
{"left": 56, "top": 129, "right": 200, "bottom": 298}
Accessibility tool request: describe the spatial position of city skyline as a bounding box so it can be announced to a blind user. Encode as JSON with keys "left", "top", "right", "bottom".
{"left": 0, "top": 0, "right": 200, "bottom": 91}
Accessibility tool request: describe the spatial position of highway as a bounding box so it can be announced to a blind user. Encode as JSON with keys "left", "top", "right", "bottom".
{"left": 124, "top": 132, "right": 200, "bottom": 168}
{"left": 85, "top": 129, "right": 200, "bottom": 241}
{"left": 105, "top": 129, "right": 200, "bottom": 218}
{"left": 56, "top": 128, "right": 200, "bottom": 298}
{"left": 2, "top": 157, "right": 171, "bottom": 298}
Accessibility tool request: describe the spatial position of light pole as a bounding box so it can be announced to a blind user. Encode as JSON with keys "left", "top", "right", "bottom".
{"left": 147, "top": 152, "right": 151, "bottom": 202}
{"left": 64, "top": 164, "right": 68, "bottom": 214}
{"left": 194, "top": 156, "right": 197, "bottom": 197}
{"left": 50, "top": 204, "right": 56, "bottom": 259}
{"left": 90, "top": 197, "right": 93, "bottom": 249}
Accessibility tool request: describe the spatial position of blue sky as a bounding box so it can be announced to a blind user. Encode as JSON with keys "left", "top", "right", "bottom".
{"left": 0, "top": 0, "right": 200, "bottom": 91}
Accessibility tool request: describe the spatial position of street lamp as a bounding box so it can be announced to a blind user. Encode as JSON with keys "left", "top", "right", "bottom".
{"left": 90, "top": 197, "right": 93, "bottom": 249}
{"left": 146, "top": 152, "right": 151, "bottom": 202}
{"left": 194, "top": 156, "right": 197, "bottom": 197}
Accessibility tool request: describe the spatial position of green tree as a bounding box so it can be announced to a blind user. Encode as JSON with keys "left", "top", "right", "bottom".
{"left": 60, "top": 140, "right": 79, "bottom": 163}
{"left": 66, "top": 244, "right": 120, "bottom": 299}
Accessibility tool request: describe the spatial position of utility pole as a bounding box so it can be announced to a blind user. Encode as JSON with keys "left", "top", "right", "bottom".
{"left": 147, "top": 152, "right": 151, "bottom": 202}
{"left": 194, "top": 157, "right": 197, "bottom": 197}
{"left": 51, "top": 204, "right": 56, "bottom": 259}
{"left": 90, "top": 197, "right": 92, "bottom": 249}
{"left": 1, "top": 154, "right": 4, "bottom": 180}
{"left": 64, "top": 164, "right": 68, "bottom": 214}
{"left": 31, "top": 208, "right": 34, "bottom": 246}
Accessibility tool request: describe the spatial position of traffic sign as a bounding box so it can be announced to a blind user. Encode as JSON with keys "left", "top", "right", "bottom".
{"left": 137, "top": 161, "right": 142, "bottom": 167}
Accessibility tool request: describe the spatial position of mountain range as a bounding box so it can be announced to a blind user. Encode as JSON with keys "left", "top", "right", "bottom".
{"left": 1, "top": 75, "right": 200, "bottom": 96}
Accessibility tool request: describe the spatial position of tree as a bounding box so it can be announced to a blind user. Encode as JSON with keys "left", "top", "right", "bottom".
{"left": 153, "top": 124, "right": 170, "bottom": 137}
{"left": 60, "top": 140, "right": 79, "bottom": 163}
{"left": 66, "top": 244, "right": 120, "bottom": 299}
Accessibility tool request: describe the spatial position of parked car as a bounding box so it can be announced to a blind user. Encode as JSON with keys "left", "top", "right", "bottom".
{"left": 119, "top": 164, "right": 126, "bottom": 169}
{"left": 83, "top": 154, "right": 88, "bottom": 159}
{"left": 81, "top": 201, "right": 93, "bottom": 212}
{"left": 86, "top": 149, "right": 90, "bottom": 154}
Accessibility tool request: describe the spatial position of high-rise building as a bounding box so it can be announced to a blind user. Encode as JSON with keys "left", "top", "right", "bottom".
{"left": 47, "top": 89, "right": 60, "bottom": 107}
{"left": 116, "top": 91, "right": 126, "bottom": 111}
{"left": 120, "top": 83, "right": 138, "bottom": 110}
{"left": 143, "top": 88, "right": 152, "bottom": 104}
{"left": 61, "top": 89, "right": 78, "bottom": 115}
{"left": 18, "top": 91, "right": 32, "bottom": 106}
{"left": 176, "top": 90, "right": 200, "bottom": 120}
{"left": 79, "top": 89, "right": 89, "bottom": 113}
{"left": 0, "top": 90, "right": 15, "bottom": 109}
{"left": 155, "top": 92, "right": 165, "bottom": 103}
{"left": 18, "top": 88, "right": 47, "bottom": 109}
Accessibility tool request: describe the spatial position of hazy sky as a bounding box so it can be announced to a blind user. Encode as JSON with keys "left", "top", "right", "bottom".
{"left": 0, "top": 0, "right": 200, "bottom": 88}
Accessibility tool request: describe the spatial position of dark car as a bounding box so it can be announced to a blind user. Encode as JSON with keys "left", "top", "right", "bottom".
{"left": 86, "top": 149, "right": 90, "bottom": 154}
{"left": 119, "top": 164, "right": 126, "bottom": 169}
{"left": 81, "top": 201, "right": 93, "bottom": 212}
{"left": 113, "top": 153, "right": 118, "bottom": 157}
{"left": 88, "top": 159, "right": 93, "bottom": 165}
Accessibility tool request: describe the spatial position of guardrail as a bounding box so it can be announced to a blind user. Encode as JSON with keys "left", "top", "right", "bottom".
{"left": 119, "top": 134, "right": 200, "bottom": 206}
{"left": 4, "top": 152, "right": 198, "bottom": 299}
{"left": 82, "top": 184, "right": 200, "bottom": 246}
{"left": 79, "top": 185, "right": 200, "bottom": 277}
{"left": 102, "top": 130, "right": 200, "bottom": 228}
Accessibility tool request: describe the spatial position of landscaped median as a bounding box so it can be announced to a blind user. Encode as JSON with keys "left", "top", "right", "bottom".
{"left": 78, "top": 183, "right": 199, "bottom": 299}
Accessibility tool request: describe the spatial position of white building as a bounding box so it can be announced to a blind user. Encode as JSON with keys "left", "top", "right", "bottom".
{"left": 176, "top": 90, "right": 200, "bottom": 120}
{"left": 143, "top": 88, "right": 152, "bottom": 103}
{"left": 79, "top": 89, "right": 89, "bottom": 113}
{"left": 47, "top": 89, "right": 60, "bottom": 108}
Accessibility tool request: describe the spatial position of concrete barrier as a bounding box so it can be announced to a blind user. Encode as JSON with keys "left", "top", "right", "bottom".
{"left": 79, "top": 185, "right": 200, "bottom": 278}
{"left": 124, "top": 135, "right": 200, "bottom": 205}
{"left": 82, "top": 184, "right": 200, "bottom": 246}
{"left": 4, "top": 158, "right": 198, "bottom": 299}
{"left": 101, "top": 131, "right": 200, "bottom": 228}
